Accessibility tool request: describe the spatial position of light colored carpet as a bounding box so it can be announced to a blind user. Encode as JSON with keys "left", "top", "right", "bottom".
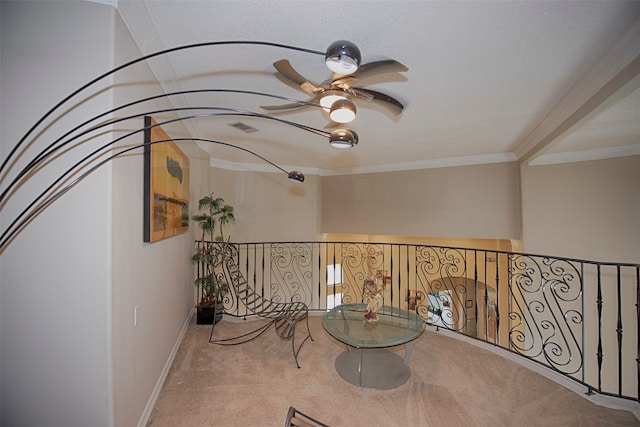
{"left": 147, "top": 316, "right": 639, "bottom": 426}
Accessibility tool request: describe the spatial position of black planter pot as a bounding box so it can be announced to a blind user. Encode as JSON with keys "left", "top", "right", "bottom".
{"left": 196, "top": 301, "right": 224, "bottom": 325}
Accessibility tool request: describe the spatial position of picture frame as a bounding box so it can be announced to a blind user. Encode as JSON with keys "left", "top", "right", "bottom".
{"left": 143, "top": 116, "right": 190, "bottom": 242}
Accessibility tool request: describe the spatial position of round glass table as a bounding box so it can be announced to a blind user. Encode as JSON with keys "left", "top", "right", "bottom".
{"left": 322, "top": 303, "right": 424, "bottom": 389}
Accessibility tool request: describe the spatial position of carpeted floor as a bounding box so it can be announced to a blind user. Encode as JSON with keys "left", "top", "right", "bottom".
{"left": 147, "top": 316, "right": 639, "bottom": 426}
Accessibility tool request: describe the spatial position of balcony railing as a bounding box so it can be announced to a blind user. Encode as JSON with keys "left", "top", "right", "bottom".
{"left": 194, "top": 240, "right": 639, "bottom": 402}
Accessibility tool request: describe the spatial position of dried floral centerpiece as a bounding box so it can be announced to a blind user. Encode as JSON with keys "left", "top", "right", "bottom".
{"left": 363, "top": 274, "right": 385, "bottom": 322}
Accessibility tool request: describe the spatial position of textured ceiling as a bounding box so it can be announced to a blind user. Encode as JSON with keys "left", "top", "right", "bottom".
{"left": 116, "top": 0, "right": 640, "bottom": 175}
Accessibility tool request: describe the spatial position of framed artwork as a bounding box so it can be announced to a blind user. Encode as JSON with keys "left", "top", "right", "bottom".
{"left": 143, "top": 116, "right": 190, "bottom": 242}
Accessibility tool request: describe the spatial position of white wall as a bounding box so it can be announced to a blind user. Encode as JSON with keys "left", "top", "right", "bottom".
{"left": 1, "top": 2, "right": 208, "bottom": 426}
{"left": 1, "top": 2, "right": 114, "bottom": 425}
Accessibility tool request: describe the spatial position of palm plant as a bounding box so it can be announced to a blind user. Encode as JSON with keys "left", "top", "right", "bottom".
{"left": 191, "top": 194, "right": 235, "bottom": 312}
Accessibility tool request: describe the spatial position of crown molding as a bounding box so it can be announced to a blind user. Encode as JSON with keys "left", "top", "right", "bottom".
{"left": 320, "top": 153, "right": 518, "bottom": 176}
{"left": 211, "top": 145, "right": 639, "bottom": 174}
{"left": 211, "top": 153, "right": 517, "bottom": 177}
{"left": 528, "top": 144, "right": 640, "bottom": 166}
{"left": 209, "top": 158, "right": 321, "bottom": 176}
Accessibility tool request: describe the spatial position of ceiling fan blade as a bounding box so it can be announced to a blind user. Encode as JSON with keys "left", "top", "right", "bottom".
{"left": 351, "top": 87, "right": 405, "bottom": 115}
{"left": 259, "top": 102, "right": 311, "bottom": 111}
{"left": 260, "top": 93, "right": 323, "bottom": 111}
{"left": 331, "top": 60, "right": 408, "bottom": 86}
{"left": 354, "top": 59, "right": 408, "bottom": 78}
{"left": 348, "top": 88, "right": 374, "bottom": 101}
{"left": 273, "top": 59, "right": 320, "bottom": 94}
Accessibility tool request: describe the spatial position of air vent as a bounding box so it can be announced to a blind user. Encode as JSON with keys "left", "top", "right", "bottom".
{"left": 229, "top": 122, "right": 258, "bottom": 133}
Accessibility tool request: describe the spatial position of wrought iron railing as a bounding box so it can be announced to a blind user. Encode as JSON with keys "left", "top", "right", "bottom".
{"left": 194, "top": 240, "right": 639, "bottom": 402}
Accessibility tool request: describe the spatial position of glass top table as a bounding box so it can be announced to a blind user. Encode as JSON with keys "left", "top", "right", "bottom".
{"left": 322, "top": 303, "right": 424, "bottom": 389}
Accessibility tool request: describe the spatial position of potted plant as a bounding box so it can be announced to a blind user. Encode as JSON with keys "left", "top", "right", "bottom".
{"left": 191, "top": 193, "right": 235, "bottom": 325}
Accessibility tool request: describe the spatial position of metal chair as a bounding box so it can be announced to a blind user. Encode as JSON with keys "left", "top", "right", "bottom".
{"left": 209, "top": 244, "right": 313, "bottom": 368}
{"left": 285, "top": 406, "right": 329, "bottom": 427}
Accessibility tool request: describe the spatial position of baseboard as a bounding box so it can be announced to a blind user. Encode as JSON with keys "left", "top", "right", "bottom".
{"left": 137, "top": 307, "right": 195, "bottom": 427}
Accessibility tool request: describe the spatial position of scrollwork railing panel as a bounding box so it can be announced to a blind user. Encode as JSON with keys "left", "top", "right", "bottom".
{"left": 270, "top": 242, "right": 314, "bottom": 305}
{"left": 509, "top": 254, "right": 583, "bottom": 376}
{"left": 339, "top": 243, "right": 385, "bottom": 304}
{"left": 415, "top": 246, "right": 468, "bottom": 331}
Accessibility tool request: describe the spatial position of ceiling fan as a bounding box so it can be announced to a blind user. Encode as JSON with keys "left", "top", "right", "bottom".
{"left": 260, "top": 57, "right": 409, "bottom": 119}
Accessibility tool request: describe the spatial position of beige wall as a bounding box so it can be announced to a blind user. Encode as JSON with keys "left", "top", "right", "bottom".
{"left": 212, "top": 161, "right": 522, "bottom": 248}
{"left": 321, "top": 161, "right": 521, "bottom": 240}
{"left": 521, "top": 155, "right": 640, "bottom": 263}
{"left": 111, "top": 14, "right": 213, "bottom": 425}
{"left": 208, "top": 168, "right": 321, "bottom": 242}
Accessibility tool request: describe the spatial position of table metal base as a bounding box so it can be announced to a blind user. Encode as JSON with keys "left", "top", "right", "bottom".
{"left": 334, "top": 347, "right": 412, "bottom": 390}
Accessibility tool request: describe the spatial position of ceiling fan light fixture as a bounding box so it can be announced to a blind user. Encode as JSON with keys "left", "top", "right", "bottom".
{"left": 287, "top": 170, "right": 305, "bottom": 183}
{"left": 329, "top": 129, "right": 359, "bottom": 149}
{"left": 325, "top": 40, "right": 361, "bottom": 75}
{"left": 329, "top": 99, "right": 357, "bottom": 123}
{"left": 319, "top": 90, "right": 347, "bottom": 109}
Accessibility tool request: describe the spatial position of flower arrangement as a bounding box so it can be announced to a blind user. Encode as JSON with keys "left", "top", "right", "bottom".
{"left": 363, "top": 274, "right": 384, "bottom": 322}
